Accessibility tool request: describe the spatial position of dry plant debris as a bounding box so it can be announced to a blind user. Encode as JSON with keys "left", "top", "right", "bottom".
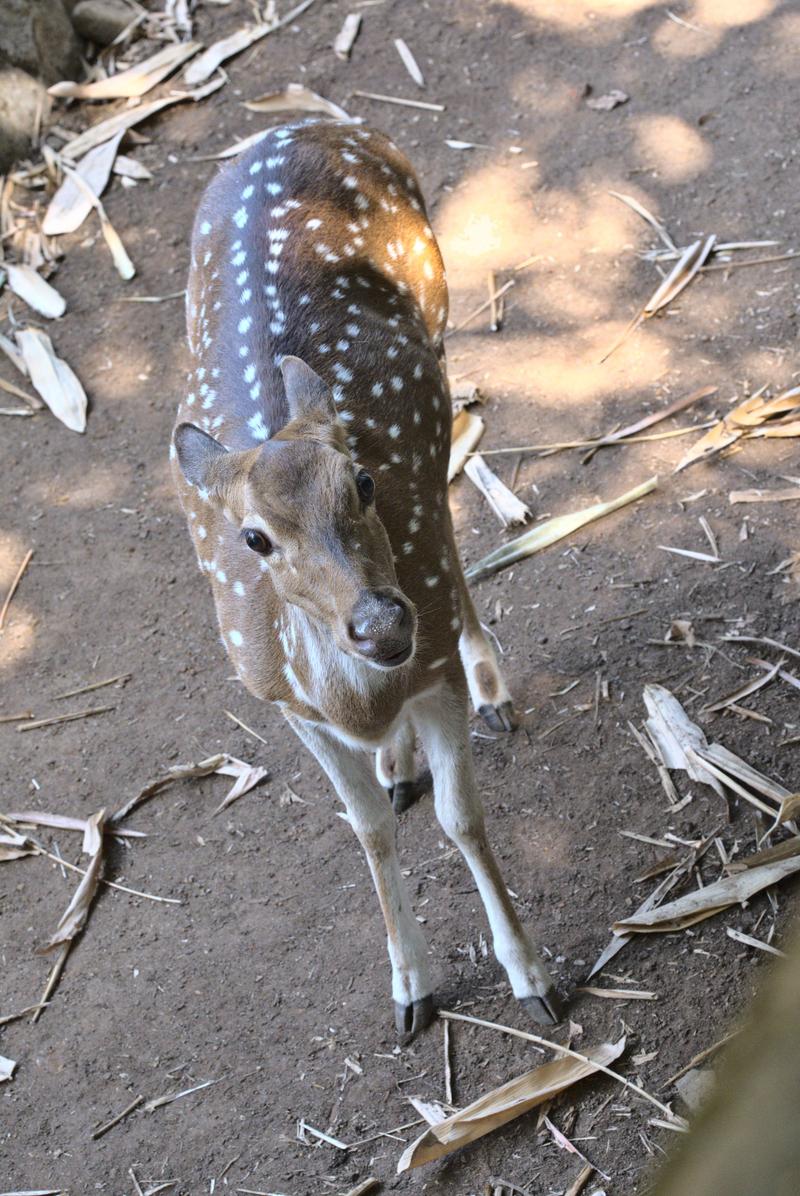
{"left": 243, "top": 83, "right": 352, "bottom": 121}
{"left": 0, "top": 1054, "right": 17, "bottom": 1083}
{"left": 394, "top": 39, "right": 425, "bottom": 88}
{"left": 586, "top": 88, "right": 629, "bottom": 110}
{"left": 5, "top": 265, "right": 66, "bottom": 319}
{"left": 38, "top": 809, "right": 106, "bottom": 953}
{"left": 333, "top": 13, "right": 362, "bottom": 60}
{"left": 183, "top": 0, "right": 317, "bottom": 84}
{"left": 465, "top": 476, "right": 656, "bottom": 582}
{"left": 43, "top": 134, "right": 124, "bottom": 235}
{"left": 15, "top": 328, "right": 87, "bottom": 432}
{"left": 49, "top": 42, "right": 202, "bottom": 100}
{"left": 397, "top": 1036, "right": 625, "bottom": 1171}
{"left": 449, "top": 408, "right": 485, "bottom": 480}
{"left": 464, "top": 454, "right": 531, "bottom": 527}
{"left": 676, "top": 386, "right": 800, "bottom": 472}
{"left": 0, "top": 547, "right": 33, "bottom": 630}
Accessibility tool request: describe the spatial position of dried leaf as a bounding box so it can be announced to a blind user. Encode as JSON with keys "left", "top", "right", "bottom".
{"left": 57, "top": 160, "right": 135, "bottom": 280}
{"left": 333, "top": 13, "right": 362, "bottom": 59}
{"left": 607, "top": 190, "right": 676, "bottom": 251}
{"left": 5, "top": 265, "right": 66, "bottom": 318}
{"left": 113, "top": 155, "right": 154, "bottom": 181}
{"left": 61, "top": 94, "right": 194, "bottom": 162}
{"left": 0, "top": 1054, "right": 17, "bottom": 1082}
{"left": 614, "top": 855, "right": 800, "bottom": 934}
{"left": 465, "top": 476, "right": 656, "bottom": 583}
{"left": 448, "top": 409, "right": 485, "bottom": 481}
{"left": 6, "top": 810, "right": 143, "bottom": 839}
{"left": 577, "top": 986, "right": 657, "bottom": 1000}
{"left": 0, "top": 828, "right": 34, "bottom": 862}
{"left": 49, "top": 42, "right": 201, "bottom": 100}
{"left": 730, "top": 487, "right": 800, "bottom": 504}
{"left": 395, "top": 38, "right": 424, "bottom": 87}
{"left": 464, "top": 454, "right": 531, "bottom": 527}
{"left": 38, "top": 810, "right": 105, "bottom": 953}
{"left": 144, "top": 1077, "right": 220, "bottom": 1112}
{"left": 675, "top": 385, "right": 800, "bottom": 473}
{"left": 726, "top": 927, "right": 785, "bottom": 957}
{"left": 667, "top": 619, "right": 696, "bottom": 647}
{"left": 397, "top": 1037, "right": 625, "bottom": 1171}
{"left": 243, "top": 83, "right": 351, "bottom": 121}
{"left": 15, "top": 328, "right": 87, "bottom": 433}
{"left": 586, "top": 89, "right": 629, "bottom": 110}
{"left": 658, "top": 544, "right": 720, "bottom": 563}
{"left": 582, "top": 385, "right": 716, "bottom": 463}
{"left": 111, "top": 753, "right": 227, "bottom": 823}
{"left": 184, "top": 0, "right": 316, "bottom": 84}
{"left": 213, "top": 756, "right": 269, "bottom": 814}
{"left": 43, "top": 134, "right": 123, "bottom": 236}
{"left": 701, "top": 658, "right": 782, "bottom": 714}
{"left": 449, "top": 378, "right": 484, "bottom": 413}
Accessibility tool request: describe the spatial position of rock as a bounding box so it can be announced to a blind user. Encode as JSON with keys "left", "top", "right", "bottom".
{"left": 675, "top": 1067, "right": 716, "bottom": 1114}
{"left": 71, "top": 0, "right": 138, "bottom": 46}
{"left": 0, "top": 67, "right": 49, "bottom": 172}
{"left": 0, "top": 0, "right": 82, "bottom": 85}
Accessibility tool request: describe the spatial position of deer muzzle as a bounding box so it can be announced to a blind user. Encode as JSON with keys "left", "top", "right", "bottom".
{"left": 347, "top": 589, "right": 416, "bottom": 668}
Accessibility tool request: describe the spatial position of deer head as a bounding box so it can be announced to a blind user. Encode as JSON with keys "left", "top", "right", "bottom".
{"left": 173, "top": 356, "right": 416, "bottom": 668}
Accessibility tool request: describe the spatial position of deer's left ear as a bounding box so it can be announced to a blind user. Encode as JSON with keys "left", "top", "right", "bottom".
{"left": 280, "top": 355, "right": 337, "bottom": 423}
{"left": 173, "top": 423, "right": 229, "bottom": 490}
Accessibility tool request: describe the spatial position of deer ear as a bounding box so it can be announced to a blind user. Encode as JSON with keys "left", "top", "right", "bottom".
{"left": 173, "top": 423, "right": 229, "bottom": 490}
{"left": 280, "top": 355, "right": 336, "bottom": 422}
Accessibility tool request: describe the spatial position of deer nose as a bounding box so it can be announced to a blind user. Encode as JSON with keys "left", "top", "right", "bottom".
{"left": 348, "top": 590, "right": 415, "bottom": 666}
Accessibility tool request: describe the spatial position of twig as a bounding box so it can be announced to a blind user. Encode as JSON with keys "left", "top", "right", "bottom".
{"left": 298, "top": 1120, "right": 348, "bottom": 1149}
{"left": 351, "top": 89, "right": 444, "bottom": 112}
{"left": 0, "top": 547, "right": 33, "bottom": 631}
{"left": 0, "top": 711, "right": 34, "bottom": 723}
{"left": 447, "top": 280, "right": 515, "bottom": 336}
{"left": 224, "top": 709, "right": 269, "bottom": 745}
{"left": 439, "top": 1009, "right": 686, "bottom": 1125}
{"left": 92, "top": 1093, "right": 144, "bottom": 1139}
{"left": 129, "top": 1167, "right": 146, "bottom": 1196}
{"left": 443, "top": 1017, "right": 453, "bottom": 1104}
{"left": 662, "top": 1030, "right": 740, "bottom": 1088}
{"left": 0, "top": 1001, "right": 48, "bottom": 1025}
{"left": 144, "top": 1077, "right": 220, "bottom": 1113}
{"left": 54, "top": 673, "right": 131, "bottom": 700}
{"left": 342, "top": 1180, "right": 379, "bottom": 1196}
{"left": 701, "top": 251, "right": 798, "bottom": 272}
{"left": 30, "top": 841, "right": 182, "bottom": 905}
{"left": 18, "top": 705, "right": 115, "bottom": 732}
{"left": 474, "top": 421, "right": 716, "bottom": 456}
{"left": 32, "top": 941, "right": 72, "bottom": 1023}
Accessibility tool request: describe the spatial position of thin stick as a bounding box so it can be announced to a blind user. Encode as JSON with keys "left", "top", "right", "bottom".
{"left": 0, "top": 711, "right": 33, "bottom": 723}
{"left": 0, "top": 1001, "right": 48, "bottom": 1025}
{"left": 662, "top": 1030, "right": 740, "bottom": 1088}
{"left": 701, "top": 251, "right": 798, "bottom": 272}
{"left": 351, "top": 89, "right": 444, "bottom": 112}
{"left": 224, "top": 709, "right": 269, "bottom": 745}
{"left": 342, "top": 1181, "right": 379, "bottom": 1196}
{"left": 0, "top": 374, "right": 41, "bottom": 407}
{"left": 92, "top": 1093, "right": 144, "bottom": 1139}
{"left": 346, "top": 1116, "right": 425, "bottom": 1148}
{"left": 54, "top": 673, "right": 131, "bottom": 700}
{"left": 439, "top": 1009, "right": 685, "bottom": 1124}
{"left": 443, "top": 1017, "right": 453, "bottom": 1104}
{"left": 18, "top": 705, "right": 115, "bottom": 732}
{"left": 488, "top": 271, "right": 500, "bottom": 331}
{"left": 447, "top": 279, "right": 515, "bottom": 336}
{"left": 31, "top": 843, "right": 182, "bottom": 905}
{"left": 32, "top": 941, "right": 72, "bottom": 1023}
{"left": 129, "top": 1167, "right": 146, "bottom": 1196}
{"left": 0, "top": 548, "right": 33, "bottom": 631}
{"left": 474, "top": 421, "right": 716, "bottom": 457}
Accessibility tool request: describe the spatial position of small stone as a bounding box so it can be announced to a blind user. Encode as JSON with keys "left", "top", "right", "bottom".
{"left": 71, "top": 0, "right": 138, "bottom": 45}
{"left": 0, "top": 67, "right": 47, "bottom": 172}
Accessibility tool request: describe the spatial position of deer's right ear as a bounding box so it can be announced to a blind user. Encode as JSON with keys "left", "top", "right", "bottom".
{"left": 173, "top": 423, "right": 229, "bottom": 490}
{"left": 280, "top": 355, "right": 337, "bottom": 422}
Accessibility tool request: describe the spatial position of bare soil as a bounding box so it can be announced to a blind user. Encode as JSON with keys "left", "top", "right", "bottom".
{"left": 2, "top": 2, "right": 800, "bottom": 1194}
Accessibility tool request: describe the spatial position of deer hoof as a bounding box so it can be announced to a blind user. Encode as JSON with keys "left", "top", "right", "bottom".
{"left": 478, "top": 700, "right": 518, "bottom": 733}
{"left": 394, "top": 994, "right": 435, "bottom": 1042}
{"left": 519, "top": 987, "right": 564, "bottom": 1026}
{"left": 387, "top": 770, "right": 432, "bottom": 815}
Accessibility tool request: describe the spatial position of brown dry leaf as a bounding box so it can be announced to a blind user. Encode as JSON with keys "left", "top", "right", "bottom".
{"left": 6, "top": 810, "right": 143, "bottom": 839}
{"left": 333, "top": 12, "right": 362, "bottom": 59}
{"left": 15, "top": 327, "right": 87, "bottom": 433}
{"left": 62, "top": 94, "right": 195, "bottom": 162}
{"left": 464, "top": 454, "right": 531, "bottom": 527}
{"left": 5, "top": 264, "right": 66, "bottom": 319}
{"left": 726, "top": 835, "right": 800, "bottom": 874}
{"left": 396, "top": 1037, "right": 625, "bottom": 1171}
{"left": 395, "top": 38, "right": 424, "bottom": 87}
{"left": 448, "top": 408, "right": 485, "bottom": 481}
{"left": 38, "top": 810, "right": 106, "bottom": 953}
{"left": 543, "top": 1116, "right": 607, "bottom": 1181}
{"left": 607, "top": 190, "right": 677, "bottom": 251}
{"left": 666, "top": 619, "right": 696, "bottom": 647}
{"left": 701, "top": 658, "right": 782, "bottom": 714}
{"left": 56, "top": 160, "right": 135, "bottom": 280}
{"left": 0, "top": 828, "right": 34, "bottom": 861}
{"left": 43, "top": 134, "right": 123, "bottom": 236}
{"left": 111, "top": 753, "right": 227, "bottom": 823}
{"left": 49, "top": 42, "right": 201, "bottom": 100}
{"left": 614, "top": 855, "right": 800, "bottom": 934}
{"left": 113, "top": 155, "right": 154, "bottom": 181}
{"left": 586, "top": 89, "right": 629, "bottom": 110}
{"left": 184, "top": 0, "right": 316, "bottom": 84}
{"left": 243, "top": 83, "right": 351, "bottom": 121}
{"left": 213, "top": 756, "right": 269, "bottom": 814}
{"left": 0, "top": 1054, "right": 17, "bottom": 1082}
{"left": 675, "top": 385, "right": 800, "bottom": 472}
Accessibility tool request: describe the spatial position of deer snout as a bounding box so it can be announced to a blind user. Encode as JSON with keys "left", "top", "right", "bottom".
{"left": 348, "top": 590, "right": 415, "bottom": 668}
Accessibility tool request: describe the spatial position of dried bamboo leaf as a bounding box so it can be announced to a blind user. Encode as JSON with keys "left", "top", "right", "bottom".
{"left": 113, "top": 155, "right": 154, "bottom": 181}
{"left": 577, "top": 986, "right": 657, "bottom": 1000}
{"left": 243, "top": 83, "right": 351, "bottom": 121}
{"left": 213, "top": 756, "right": 269, "bottom": 814}
{"left": 0, "top": 1054, "right": 17, "bottom": 1082}
{"left": 43, "top": 134, "right": 123, "bottom": 236}
{"left": 465, "top": 476, "right": 656, "bottom": 582}
{"left": 49, "top": 42, "right": 201, "bottom": 100}
{"left": 395, "top": 38, "right": 424, "bottom": 87}
{"left": 0, "top": 828, "right": 34, "bottom": 862}
{"left": 333, "top": 13, "right": 362, "bottom": 59}
{"left": 674, "top": 386, "right": 800, "bottom": 472}
{"left": 111, "top": 753, "right": 227, "bottom": 823}
{"left": 184, "top": 0, "right": 316, "bottom": 84}
{"left": 144, "top": 1077, "right": 220, "bottom": 1112}
{"left": 464, "top": 454, "right": 531, "bottom": 527}
{"left": 726, "top": 836, "right": 800, "bottom": 873}
{"left": 38, "top": 809, "right": 105, "bottom": 953}
{"left": 448, "top": 409, "right": 485, "bottom": 481}
{"left": 701, "top": 658, "right": 782, "bottom": 713}
{"left": 607, "top": 190, "right": 676, "bottom": 252}
{"left": 397, "top": 1037, "right": 625, "bottom": 1171}
{"left": 658, "top": 545, "right": 720, "bottom": 563}
{"left": 15, "top": 328, "right": 87, "bottom": 433}
{"left": 614, "top": 855, "right": 800, "bottom": 934}
{"left": 6, "top": 810, "right": 143, "bottom": 839}
{"left": 582, "top": 385, "right": 716, "bottom": 463}
{"left": 57, "top": 160, "right": 135, "bottom": 280}
{"left": 730, "top": 487, "right": 800, "bottom": 504}
{"left": 5, "top": 265, "right": 66, "bottom": 318}
{"left": 726, "top": 927, "right": 785, "bottom": 957}
{"left": 62, "top": 94, "right": 193, "bottom": 162}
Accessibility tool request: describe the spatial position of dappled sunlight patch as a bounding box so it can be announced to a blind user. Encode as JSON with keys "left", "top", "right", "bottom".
{"left": 499, "top": 0, "right": 663, "bottom": 30}
{"left": 436, "top": 163, "right": 537, "bottom": 290}
{"left": 633, "top": 115, "right": 712, "bottom": 182}
{"left": 756, "top": 10, "right": 800, "bottom": 77}
{"left": 692, "top": 0, "right": 777, "bottom": 28}
{"left": 26, "top": 461, "right": 132, "bottom": 509}
{"left": 0, "top": 611, "right": 37, "bottom": 673}
{"left": 651, "top": 15, "right": 723, "bottom": 59}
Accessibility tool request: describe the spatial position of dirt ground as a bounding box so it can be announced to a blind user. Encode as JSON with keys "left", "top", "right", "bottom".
{"left": 2, "top": 1, "right": 800, "bottom": 1193}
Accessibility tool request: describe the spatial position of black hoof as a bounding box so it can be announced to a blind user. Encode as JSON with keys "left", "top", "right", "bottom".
{"left": 520, "top": 987, "right": 564, "bottom": 1026}
{"left": 478, "top": 700, "right": 517, "bottom": 733}
{"left": 394, "top": 994, "right": 435, "bottom": 1042}
{"left": 387, "top": 770, "right": 432, "bottom": 815}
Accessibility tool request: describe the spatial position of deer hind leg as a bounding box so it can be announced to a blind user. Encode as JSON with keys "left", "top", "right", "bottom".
{"left": 412, "top": 675, "right": 562, "bottom": 1025}
{"left": 456, "top": 568, "right": 516, "bottom": 732}
{"left": 375, "top": 719, "right": 431, "bottom": 815}
{"left": 286, "top": 713, "right": 434, "bottom": 1040}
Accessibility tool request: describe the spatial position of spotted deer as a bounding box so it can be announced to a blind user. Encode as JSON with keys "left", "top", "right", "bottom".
{"left": 171, "top": 119, "right": 561, "bottom": 1037}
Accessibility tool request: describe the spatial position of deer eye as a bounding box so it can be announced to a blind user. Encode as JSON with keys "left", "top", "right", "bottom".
{"left": 356, "top": 470, "right": 375, "bottom": 504}
{"left": 244, "top": 528, "right": 272, "bottom": 555}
